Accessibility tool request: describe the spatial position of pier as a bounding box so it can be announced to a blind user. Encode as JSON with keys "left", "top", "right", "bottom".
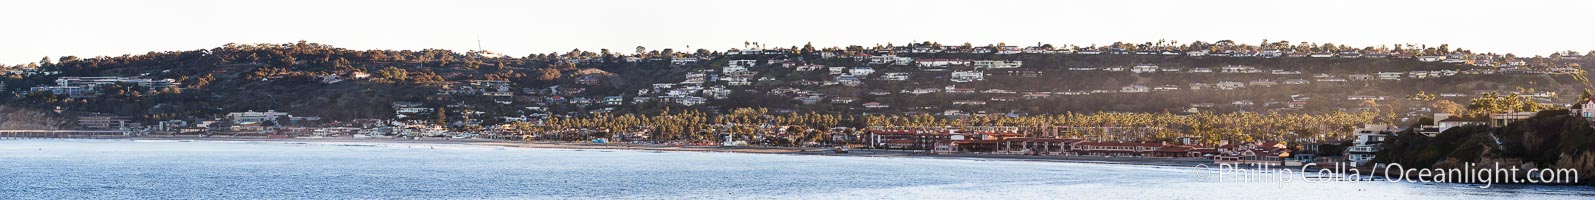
{"left": 0, "top": 130, "right": 135, "bottom": 140}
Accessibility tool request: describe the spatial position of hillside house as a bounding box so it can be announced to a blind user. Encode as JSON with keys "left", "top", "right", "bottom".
{"left": 917, "top": 59, "right": 972, "bottom": 68}
{"left": 849, "top": 67, "right": 876, "bottom": 76}
{"left": 972, "top": 60, "right": 1023, "bottom": 69}
{"left": 880, "top": 72, "right": 909, "bottom": 81}
{"left": 1130, "top": 65, "right": 1159, "bottom": 73}
{"left": 1120, "top": 85, "right": 1149, "bottom": 93}
{"left": 951, "top": 71, "right": 984, "bottom": 82}
{"left": 1219, "top": 66, "right": 1260, "bottom": 73}
{"left": 1376, "top": 72, "right": 1404, "bottom": 80}
{"left": 729, "top": 60, "right": 758, "bottom": 68}
{"left": 1216, "top": 81, "right": 1246, "bottom": 90}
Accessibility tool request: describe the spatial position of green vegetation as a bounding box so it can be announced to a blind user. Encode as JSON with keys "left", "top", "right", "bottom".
{"left": 504, "top": 109, "right": 1372, "bottom": 146}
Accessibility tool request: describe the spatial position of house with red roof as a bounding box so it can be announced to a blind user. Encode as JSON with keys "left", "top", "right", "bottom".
{"left": 997, "top": 138, "right": 1081, "bottom": 155}
{"left": 1071, "top": 141, "right": 1165, "bottom": 157}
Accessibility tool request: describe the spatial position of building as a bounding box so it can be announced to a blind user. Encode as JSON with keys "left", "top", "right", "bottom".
{"left": 848, "top": 67, "right": 876, "bottom": 76}
{"left": 675, "top": 96, "right": 707, "bottom": 106}
{"left": 670, "top": 58, "right": 700, "bottom": 65}
{"left": 226, "top": 110, "right": 291, "bottom": 125}
{"left": 78, "top": 115, "right": 137, "bottom": 130}
{"left": 1376, "top": 72, "right": 1404, "bottom": 80}
{"left": 1007, "top": 69, "right": 1043, "bottom": 77}
{"left": 1216, "top": 81, "right": 1246, "bottom": 90}
{"left": 1576, "top": 99, "right": 1595, "bottom": 121}
{"left": 31, "top": 76, "right": 180, "bottom": 98}
{"left": 951, "top": 100, "right": 987, "bottom": 105}
{"left": 869, "top": 55, "right": 914, "bottom": 65}
{"left": 1421, "top": 113, "right": 1485, "bottom": 136}
{"left": 603, "top": 96, "right": 625, "bottom": 105}
{"left": 950, "top": 71, "right": 984, "bottom": 82}
{"left": 972, "top": 60, "right": 1022, "bottom": 69}
{"left": 863, "top": 102, "right": 890, "bottom": 109}
{"left": 31, "top": 86, "right": 96, "bottom": 98}
{"left": 868, "top": 130, "right": 953, "bottom": 150}
{"left": 916, "top": 59, "right": 972, "bottom": 68}
{"left": 1120, "top": 85, "right": 1149, "bottom": 93}
{"left": 1489, "top": 112, "right": 1535, "bottom": 127}
{"left": 1248, "top": 80, "right": 1278, "bottom": 87}
{"left": 1130, "top": 65, "right": 1159, "bottom": 73}
{"left": 55, "top": 77, "right": 178, "bottom": 89}
{"left": 1072, "top": 141, "right": 1164, "bottom": 157}
{"left": 1346, "top": 125, "right": 1396, "bottom": 167}
{"left": 1347, "top": 74, "right": 1375, "bottom": 81}
{"left": 1219, "top": 66, "right": 1260, "bottom": 73}
{"left": 728, "top": 60, "right": 758, "bottom": 68}
{"left": 880, "top": 72, "right": 909, "bottom": 81}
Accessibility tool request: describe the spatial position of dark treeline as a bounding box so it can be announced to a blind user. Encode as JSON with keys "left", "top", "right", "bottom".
{"left": 1376, "top": 110, "right": 1595, "bottom": 185}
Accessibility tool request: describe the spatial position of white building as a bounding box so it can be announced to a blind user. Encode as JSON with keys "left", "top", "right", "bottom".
{"left": 950, "top": 71, "right": 984, "bottom": 82}
{"left": 880, "top": 72, "right": 909, "bottom": 81}
{"left": 1376, "top": 72, "right": 1404, "bottom": 80}
{"left": 1216, "top": 81, "right": 1246, "bottom": 90}
{"left": 917, "top": 59, "right": 972, "bottom": 68}
{"left": 1130, "top": 65, "right": 1159, "bottom": 73}
{"left": 972, "top": 60, "right": 1023, "bottom": 69}
{"left": 728, "top": 60, "right": 759, "bottom": 68}
{"left": 1120, "top": 85, "right": 1149, "bottom": 93}
{"left": 227, "top": 110, "right": 291, "bottom": 124}
{"left": 1219, "top": 66, "right": 1261, "bottom": 73}
{"left": 848, "top": 67, "right": 876, "bottom": 76}
{"left": 869, "top": 55, "right": 914, "bottom": 65}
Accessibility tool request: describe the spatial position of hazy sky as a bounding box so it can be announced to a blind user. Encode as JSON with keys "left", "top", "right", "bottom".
{"left": 2, "top": 0, "right": 1592, "bottom": 65}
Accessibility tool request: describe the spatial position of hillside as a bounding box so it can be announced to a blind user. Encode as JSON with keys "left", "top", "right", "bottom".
{"left": 1375, "top": 110, "right": 1595, "bottom": 185}
{"left": 1, "top": 41, "right": 1592, "bottom": 127}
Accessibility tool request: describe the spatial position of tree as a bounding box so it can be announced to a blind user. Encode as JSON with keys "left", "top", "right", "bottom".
{"left": 38, "top": 57, "right": 52, "bottom": 68}
{"left": 435, "top": 108, "right": 447, "bottom": 127}
{"left": 377, "top": 66, "right": 407, "bottom": 83}
{"left": 536, "top": 68, "right": 562, "bottom": 81}
{"left": 800, "top": 42, "right": 817, "bottom": 55}
{"left": 1433, "top": 100, "right": 1466, "bottom": 115}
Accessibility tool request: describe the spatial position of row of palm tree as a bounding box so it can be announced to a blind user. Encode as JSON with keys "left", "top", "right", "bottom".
{"left": 505, "top": 108, "right": 1376, "bottom": 146}
{"left": 862, "top": 111, "right": 1374, "bottom": 145}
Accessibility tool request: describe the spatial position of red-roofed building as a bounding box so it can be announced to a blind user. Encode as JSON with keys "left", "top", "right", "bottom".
{"left": 868, "top": 130, "right": 954, "bottom": 150}
{"left": 1071, "top": 141, "right": 1165, "bottom": 157}
{"left": 999, "top": 138, "right": 1081, "bottom": 155}
{"left": 1153, "top": 146, "right": 1195, "bottom": 157}
{"left": 952, "top": 140, "right": 1001, "bottom": 153}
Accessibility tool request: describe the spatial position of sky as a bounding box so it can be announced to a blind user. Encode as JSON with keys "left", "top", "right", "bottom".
{"left": 1, "top": 0, "right": 1592, "bottom": 65}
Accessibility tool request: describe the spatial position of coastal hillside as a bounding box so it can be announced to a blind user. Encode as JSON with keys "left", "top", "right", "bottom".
{"left": 1375, "top": 110, "right": 1595, "bottom": 185}
{"left": 1, "top": 41, "right": 1592, "bottom": 127}
{"left": 0, "top": 106, "right": 71, "bottom": 130}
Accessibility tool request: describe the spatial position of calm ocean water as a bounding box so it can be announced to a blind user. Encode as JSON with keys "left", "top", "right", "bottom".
{"left": 0, "top": 139, "right": 1590, "bottom": 199}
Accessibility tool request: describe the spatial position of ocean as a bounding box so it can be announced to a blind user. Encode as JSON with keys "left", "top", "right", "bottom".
{"left": 0, "top": 139, "right": 1589, "bottom": 199}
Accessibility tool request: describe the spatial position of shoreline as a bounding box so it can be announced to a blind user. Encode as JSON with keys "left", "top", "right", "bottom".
{"left": 11, "top": 137, "right": 1586, "bottom": 187}
{"left": 14, "top": 136, "right": 1218, "bottom": 168}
